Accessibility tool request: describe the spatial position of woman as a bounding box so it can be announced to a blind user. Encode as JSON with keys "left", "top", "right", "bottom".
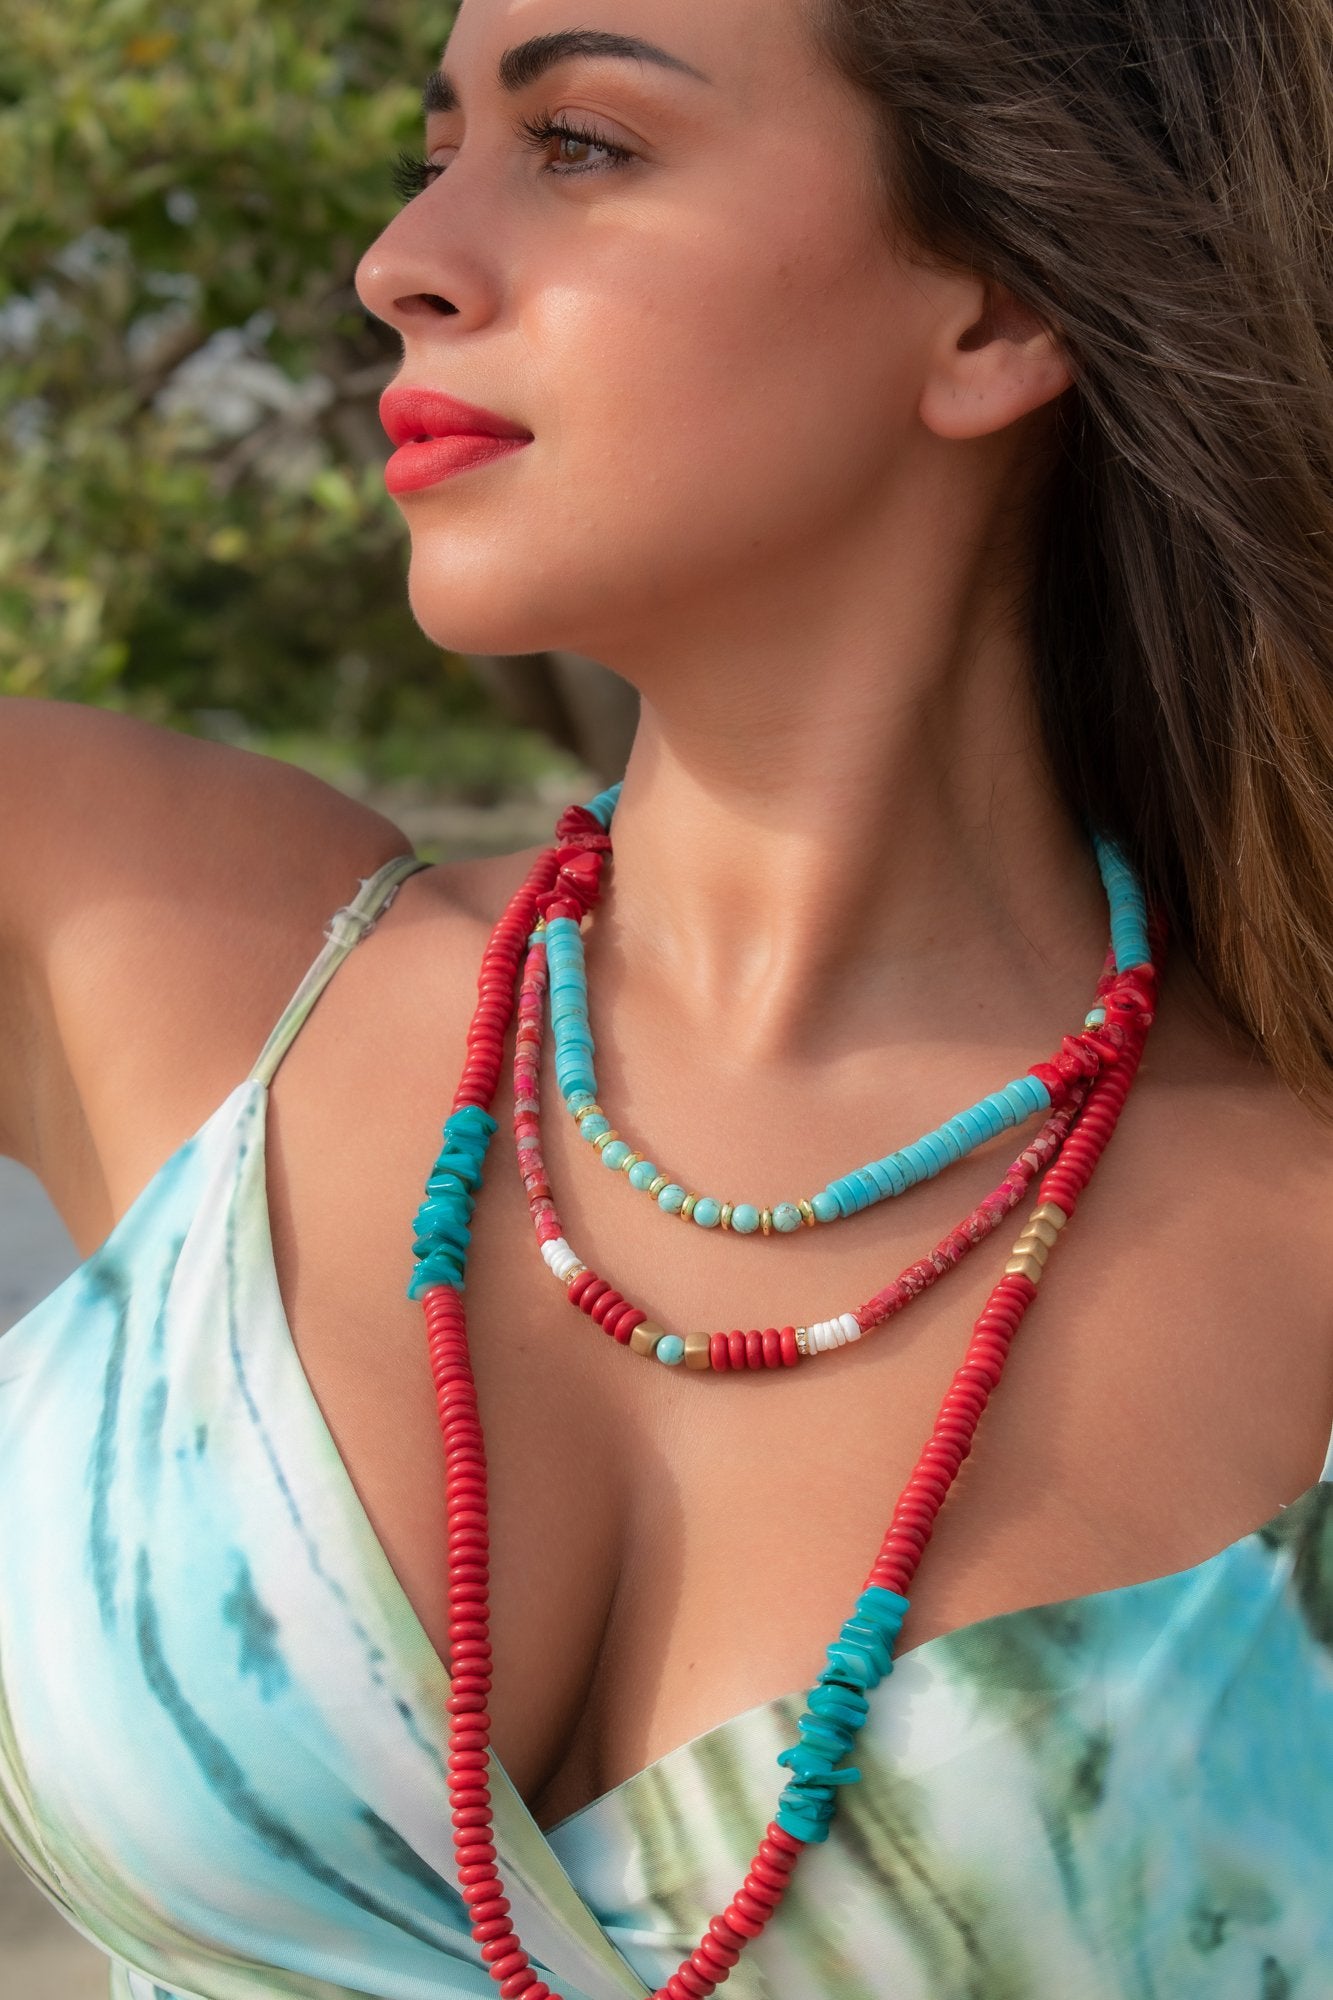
{"left": 1, "top": 0, "right": 1330, "bottom": 1994}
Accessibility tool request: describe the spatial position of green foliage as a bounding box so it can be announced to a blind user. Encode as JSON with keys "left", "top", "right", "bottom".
{"left": 0, "top": 0, "right": 488, "bottom": 744}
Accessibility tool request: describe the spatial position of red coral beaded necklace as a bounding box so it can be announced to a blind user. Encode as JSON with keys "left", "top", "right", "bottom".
{"left": 411, "top": 785, "right": 1163, "bottom": 1998}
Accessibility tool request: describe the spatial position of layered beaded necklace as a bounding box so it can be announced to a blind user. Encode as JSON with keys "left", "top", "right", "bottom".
{"left": 410, "top": 781, "right": 1162, "bottom": 1999}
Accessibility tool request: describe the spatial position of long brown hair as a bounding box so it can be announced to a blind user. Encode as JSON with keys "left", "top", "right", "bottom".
{"left": 817, "top": 0, "right": 1333, "bottom": 1114}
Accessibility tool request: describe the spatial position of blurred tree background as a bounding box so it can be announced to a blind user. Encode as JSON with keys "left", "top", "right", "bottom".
{"left": 0, "top": 0, "right": 637, "bottom": 824}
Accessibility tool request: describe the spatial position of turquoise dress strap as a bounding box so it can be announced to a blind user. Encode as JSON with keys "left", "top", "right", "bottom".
{"left": 247, "top": 852, "right": 431, "bottom": 1087}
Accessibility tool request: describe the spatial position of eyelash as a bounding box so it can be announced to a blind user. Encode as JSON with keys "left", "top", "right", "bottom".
{"left": 390, "top": 114, "right": 635, "bottom": 203}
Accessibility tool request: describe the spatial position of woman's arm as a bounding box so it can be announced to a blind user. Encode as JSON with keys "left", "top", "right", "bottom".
{"left": 0, "top": 696, "right": 411, "bottom": 1195}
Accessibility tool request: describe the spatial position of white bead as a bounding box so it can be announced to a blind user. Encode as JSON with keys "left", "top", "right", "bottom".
{"left": 541, "top": 1237, "right": 574, "bottom": 1274}
{"left": 810, "top": 1317, "right": 846, "bottom": 1353}
{"left": 838, "top": 1312, "right": 862, "bottom": 1343}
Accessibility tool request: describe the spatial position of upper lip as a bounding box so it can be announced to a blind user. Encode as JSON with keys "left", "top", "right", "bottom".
{"left": 379, "top": 384, "right": 532, "bottom": 447}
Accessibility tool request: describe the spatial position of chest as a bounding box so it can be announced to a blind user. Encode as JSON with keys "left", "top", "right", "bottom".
{"left": 257, "top": 992, "right": 1333, "bottom": 1831}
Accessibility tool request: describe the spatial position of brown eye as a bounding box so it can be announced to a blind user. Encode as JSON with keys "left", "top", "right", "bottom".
{"left": 517, "top": 114, "right": 636, "bottom": 176}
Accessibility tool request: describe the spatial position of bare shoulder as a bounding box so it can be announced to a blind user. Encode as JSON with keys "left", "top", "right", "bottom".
{"left": 0, "top": 696, "right": 412, "bottom": 929}
{"left": 0, "top": 697, "right": 415, "bottom": 1227}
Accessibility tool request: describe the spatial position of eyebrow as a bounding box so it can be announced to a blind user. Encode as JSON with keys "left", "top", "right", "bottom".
{"left": 421, "top": 29, "right": 712, "bottom": 118}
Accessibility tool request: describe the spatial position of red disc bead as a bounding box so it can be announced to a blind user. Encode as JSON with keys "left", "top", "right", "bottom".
{"left": 500, "top": 1972, "right": 541, "bottom": 1998}
{"left": 466, "top": 1895, "right": 511, "bottom": 1923}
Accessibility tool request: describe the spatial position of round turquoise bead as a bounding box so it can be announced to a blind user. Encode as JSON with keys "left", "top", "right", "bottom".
{"left": 772, "top": 1202, "right": 803, "bottom": 1232}
{"left": 692, "top": 1196, "right": 722, "bottom": 1228}
{"left": 655, "top": 1334, "right": 686, "bottom": 1365}
{"left": 811, "top": 1189, "right": 840, "bottom": 1223}
{"left": 730, "top": 1203, "right": 760, "bottom": 1234}
{"left": 657, "top": 1184, "right": 687, "bottom": 1214}
{"left": 580, "top": 1114, "right": 610, "bottom": 1141}
{"left": 602, "top": 1140, "right": 632, "bottom": 1170}
{"left": 628, "top": 1159, "right": 659, "bottom": 1190}
{"left": 1085, "top": 1005, "right": 1107, "bottom": 1026}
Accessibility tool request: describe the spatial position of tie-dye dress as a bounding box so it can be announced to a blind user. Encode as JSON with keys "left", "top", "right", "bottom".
{"left": 0, "top": 852, "right": 1330, "bottom": 2000}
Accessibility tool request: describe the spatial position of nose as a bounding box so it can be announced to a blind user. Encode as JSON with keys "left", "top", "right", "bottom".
{"left": 356, "top": 186, "right": 503, "bottom": 346}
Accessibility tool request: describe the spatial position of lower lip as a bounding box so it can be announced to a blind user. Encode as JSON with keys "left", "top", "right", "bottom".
{"left": 383, "top": 433, "right": 531, "bottom": 495}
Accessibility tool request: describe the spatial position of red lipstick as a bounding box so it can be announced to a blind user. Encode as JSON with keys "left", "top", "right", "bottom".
{"left": 379, "top": 385, "right": 533, "bottom": 495}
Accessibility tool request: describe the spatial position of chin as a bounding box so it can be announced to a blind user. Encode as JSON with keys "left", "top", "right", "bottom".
{"left": 403, "top": 557, "right": 574, "bottom": 660}
{"left": 400, "top": 528, "right": 651, "bottom": 663}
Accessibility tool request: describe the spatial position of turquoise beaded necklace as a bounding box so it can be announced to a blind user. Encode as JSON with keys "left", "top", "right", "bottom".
{"left": 545, "top": 779, "right": 1147, "bottom": 1237}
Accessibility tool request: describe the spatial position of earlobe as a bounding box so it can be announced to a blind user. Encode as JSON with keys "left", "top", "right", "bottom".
{"left": 920, "top": 280, "right": 1074, "bottom": 442}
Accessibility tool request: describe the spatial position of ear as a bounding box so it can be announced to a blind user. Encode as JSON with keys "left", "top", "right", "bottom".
{"left": 918, "top": 275, "right": 1074, "bottom": 441}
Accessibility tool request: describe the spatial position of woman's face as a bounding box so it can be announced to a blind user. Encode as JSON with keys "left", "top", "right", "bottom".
{"left": 355, "top": 0, "right": 946, "bottom": 663}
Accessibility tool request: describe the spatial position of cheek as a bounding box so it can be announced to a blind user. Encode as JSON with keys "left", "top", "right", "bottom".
{"left": 527, "top": 217, "right": 919, "bottom": 569}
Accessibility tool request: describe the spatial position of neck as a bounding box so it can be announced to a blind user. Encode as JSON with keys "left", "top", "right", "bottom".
{"left": 592, "top": 628, "right": 1109, "bottom": 1075}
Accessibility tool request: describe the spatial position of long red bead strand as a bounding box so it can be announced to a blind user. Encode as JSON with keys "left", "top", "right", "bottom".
{"left": 420, "top": 838, "right": 1161, "bottom": 1994}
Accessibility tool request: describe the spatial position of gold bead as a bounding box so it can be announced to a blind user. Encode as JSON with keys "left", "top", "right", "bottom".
{"left": 684, "top": 1330, "right": 711, "bottom": 1371}
{"left": 681, "top": 1193, "right": 699, "bottom": 1221}
{"left": 719, "top": 1202, "right": 734, "bottom": 1230}
{"left": 648, "top": 1175, "right": 671, "bottom": 1198}
{"left": 1014, "top": 1234, "right": 1050, "bottom": 1266}
{"left": 759, "top": 1209, "right": 773, "bottom": 1236}
{"left": 1025, "top": 1215, "right": 1062, "bottom": 1249}
{"left": 1004, "top": 1250, "right": 1046, "bottom": 1284}
{"left": 592, "top": 1129, "right": 620, "bottom": 1151}
{"left": 621, "top": 1152, "right": 645, "bottom": 1172}
{"left": 630, "top": 1320, "right": 667, "bottom": 1357}
{"left": 1032, "top": 1200, "right": 1069, "bottom": 1231}
{"left": 797, "top": 1199, "right": 816, "bottom": 1228}
{"left": 563, "top": 1264, "right": 588, "bottom": 1286}
{"left": 574, "top": 1101, "right": 603, "bottom": 1124}
{"left": 794, "top": 1326, "right": 810, "bottom": 1356}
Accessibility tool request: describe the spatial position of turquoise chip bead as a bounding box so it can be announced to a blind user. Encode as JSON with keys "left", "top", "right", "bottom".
{"left": 602, "top": 1140, "right": 632, "bottom": 1170}
{"left": 836, "top": 1620, "right": 894, "bottom": 1675}
{"left": 792, "top": 1718, "right": 855, "bottom": 1759}
{"left": 691, "top": 1196, "right": 722, "bottom": 1228}
{"left": 657, "top": 1184, "right": 687, "bottom": 1214}
{"left": 655, "top": 1334, "right": 686, "bottom": 1365}
{"left": 772, "top": 1203, "right": 802, "bottom": 1232}
{"left": 775, "top": 1744, "right": 861, "bottom": 1782}
{"left": 730, "top": 1203, "right": 760, "bottom": 1233}
{"left": 807, "top": 1685, "right": 869, "bottom": 1727}
{"left": 820, "top": 1642, "right": 878, "bottom": 1688}
{"left": 445, "top": 1106, "right": 496, "bottom": 1144}
{"left": 775, "top": 1786, "right": 839, "bottom": 1843}
{"left": 628, "top": 1159, "right": 659, "bottom": 1190}
{"left": 857, "top": 1584, "right": 911, "bottom": 1630}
